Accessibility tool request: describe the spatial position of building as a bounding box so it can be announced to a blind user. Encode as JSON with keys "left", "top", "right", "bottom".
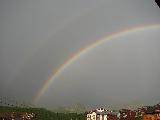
{"left": 107, "top": 111, "right": 120, "bottom": 120}
{"left": 155, "top": 114, "right": 160, "bottom": 120}
{"left": 155, "top": 104, "right": 160, "bottom": 113}
{"left": 0, "top": 112, "right": 15, "bottom": 119}
{"left": 143, "top": 114, "right": 160, "bottom": 120}
{"left": 86, "top": 108, "right": 120, "bottom": 120}
{"left": 86, "top": 110, "right": 97, "bottom": 120}
{"left": 0, "top": 112, "right": 36, "bottom": 120}
{"left": 143, "top": 114, "right": 156, "bottom": 120}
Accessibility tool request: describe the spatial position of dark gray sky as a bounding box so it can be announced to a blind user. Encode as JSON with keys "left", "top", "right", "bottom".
{"left": 1, "top": 0, "right": 160, "bottom": 108}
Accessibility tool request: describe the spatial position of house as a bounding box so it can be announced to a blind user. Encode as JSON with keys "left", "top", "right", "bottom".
{"left": 155, "top": 104, "right": 160, "bottom": 113}
{"left": 155, "top": 114, "right": 160, "bottom": 120}
{"left": 20, "top": 112, "right": 36, "bottom": 120}
{"left": 119, "top": 109, "right": 137, "bottom": 120}
{"left": 0, "top": 112, "right": 36, "bottom": 120}
{"left": 96, "top": 111, "right": 108, "bottom": 120}
{"left": 86, "top": 110, "right": 97, "bottom": 120}
{"left": 143, "top": 114, "right": 160, "bottom": 120}
{"left": 0, "top": 112, "right": 16, "bottom": 119}
{"left": 86, "top": 108, "right": 120, "bottom": 120}
{"left": 143, "top": 114, "right": 156, "bottom": 120}
{"left": 107, "top": 111, "right": 120, "bottom": 120}
{"left": 86, "top": 108, "right": 108, "bottom": 120}
{"left": 135, "top": 107, "right": 146, "bottom": 118}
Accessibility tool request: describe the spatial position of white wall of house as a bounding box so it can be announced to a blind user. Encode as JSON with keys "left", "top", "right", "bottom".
{"left": 93, "top": 114, "right": 108, "bottom": 120}
{"left": 87, "top": 113, "right": 91, "bottom": 120}
{"left": 103, "top": 115, "right": 107, "bottom": 120}
{"left": 86, "top": 108, "right": 109, "bottom": 120}
{"left": 87, "top": 112, "right": 97, "bottom": 120}
{"left": 91, "top": 112, "right": 97, "bottom": 120}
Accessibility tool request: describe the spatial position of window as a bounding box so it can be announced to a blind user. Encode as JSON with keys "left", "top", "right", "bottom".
{"left": 97, "top": 115, "right": 100, "bottom": 120}
{"left": 92, "top": 115, "right": 96, "bottom": 120}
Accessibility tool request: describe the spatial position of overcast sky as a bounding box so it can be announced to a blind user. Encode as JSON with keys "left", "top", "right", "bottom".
{"left": 1, "top": 0, "right": 160, "bottom": 109}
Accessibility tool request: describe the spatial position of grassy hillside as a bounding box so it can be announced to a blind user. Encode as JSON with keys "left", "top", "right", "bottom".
{"left": 0, "top": 106, "right": 85, "bottom": 120}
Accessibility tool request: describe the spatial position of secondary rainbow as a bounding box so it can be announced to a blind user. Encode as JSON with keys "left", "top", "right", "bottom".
{"left": 34, "top": 23, "right": 160, "bottom": 103}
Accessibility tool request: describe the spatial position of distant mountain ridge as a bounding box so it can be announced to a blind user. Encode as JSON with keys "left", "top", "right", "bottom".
{"left": 51, "top": 102, "right": 144, "bottom": 113}
{"left": 52, "top": 103, "right": 87, "bottom": 113}
{"left": 0, "top": 97, "right": 34, "bottom": 108}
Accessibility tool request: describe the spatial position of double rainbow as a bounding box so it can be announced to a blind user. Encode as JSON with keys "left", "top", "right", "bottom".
{"left": 34, "top": 23, "right": 160, "bottom": 103}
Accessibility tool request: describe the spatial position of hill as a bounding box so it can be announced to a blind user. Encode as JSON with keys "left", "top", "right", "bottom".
{"left": 0, "top": 106, "right": 85, "bottom": 120}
